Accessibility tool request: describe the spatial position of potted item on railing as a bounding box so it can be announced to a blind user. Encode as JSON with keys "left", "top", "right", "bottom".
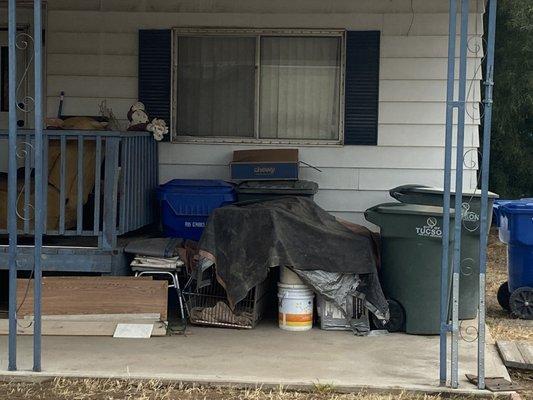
{"left": 127, "top": 101, "right": 169, "bottom": 141}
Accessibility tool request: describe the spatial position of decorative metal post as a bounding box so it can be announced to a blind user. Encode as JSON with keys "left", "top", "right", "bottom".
{"left": 7, "top": 0, "right": 18, "bottom": 372}
{"left": 450, "top": 0, "right": 470, "bottom": 388}
{"left": 477, "top": 0, "right": 498, "bottom": 390}
{"left": 33, "top": 0, "right": 44, "bottom": 372}
{"left": 440, "top": 0, "right": 457, "bottom": 386}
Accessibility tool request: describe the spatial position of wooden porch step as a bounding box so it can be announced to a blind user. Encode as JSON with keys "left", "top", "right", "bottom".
{"left": 497, "top": 340, "right": 533, "bottom": 371}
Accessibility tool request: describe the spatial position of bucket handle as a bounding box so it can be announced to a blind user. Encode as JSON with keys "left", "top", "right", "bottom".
{"left": 279, "top": 292, "right": 287, "bottom": 307}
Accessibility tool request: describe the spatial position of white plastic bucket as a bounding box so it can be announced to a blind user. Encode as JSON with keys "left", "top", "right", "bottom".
{"left": 277, "top": 283, "right": 314, "bottom": 332}
{"left": 280, "top": 266, "right": 304, "bottom": 285}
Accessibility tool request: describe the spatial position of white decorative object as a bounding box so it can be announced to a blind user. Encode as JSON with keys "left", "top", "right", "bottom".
{"left": 131, "top": 102, "right": 145, "bottom": 112}
{"left": 147, "top": 118, "right": 169, "bottom": 141}
{"left": 127, "top": 101, "right": 150, "bottom": 131}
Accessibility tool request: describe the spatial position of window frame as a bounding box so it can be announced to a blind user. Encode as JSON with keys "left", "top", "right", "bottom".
{"left": 170, "top": 28, "right": 346, "bottom": 145}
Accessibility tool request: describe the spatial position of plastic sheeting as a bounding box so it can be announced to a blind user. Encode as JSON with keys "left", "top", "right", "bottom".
{"left": 199, "top": 197, "right": 389, "bottom": 334}
{"left": 294, "top": 269, "right": 389, "bottom": 335}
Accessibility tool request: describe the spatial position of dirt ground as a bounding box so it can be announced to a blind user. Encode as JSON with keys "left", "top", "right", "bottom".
{"left": 0, "top": 230, "right": 530, "bottom": 400}
{"left": 485, "top": 229, "right": 532, "bottom": 398}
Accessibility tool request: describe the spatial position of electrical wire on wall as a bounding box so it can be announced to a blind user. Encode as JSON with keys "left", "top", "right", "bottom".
{"left": 406, "top": 0, "right": 415, "bottom": 36}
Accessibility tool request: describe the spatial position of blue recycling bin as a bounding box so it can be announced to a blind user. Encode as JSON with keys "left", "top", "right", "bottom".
{"left": 496, "top": 201, "right": 533, "bottom": 319}
{"left": 156, "top": 179, "right": 236, "bottom": 241}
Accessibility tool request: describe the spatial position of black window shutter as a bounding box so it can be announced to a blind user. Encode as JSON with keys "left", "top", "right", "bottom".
{"left": 344, "top": 31, "right": 380, "bottom": 146}
{"left": 139, "top": 29, "right": 171, "bottom": 140}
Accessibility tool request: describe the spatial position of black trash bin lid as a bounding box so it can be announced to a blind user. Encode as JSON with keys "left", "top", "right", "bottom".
{"left": 236, "top": 180, "right": 318, "bottom": 195}
{"left": 390, "top": 184, "right": 498, "bottom": 199}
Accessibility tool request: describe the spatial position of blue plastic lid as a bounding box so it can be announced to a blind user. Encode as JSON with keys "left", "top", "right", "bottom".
{"left": 501, "top": 201, "right": 533, "bottom": 214}
{"left": 158, "top": 179, "right": 235, "bottom": 194}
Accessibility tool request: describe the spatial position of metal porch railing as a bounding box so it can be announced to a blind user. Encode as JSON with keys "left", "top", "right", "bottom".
{"left": 0, "top": 130, "right": 158, "bottom": 249}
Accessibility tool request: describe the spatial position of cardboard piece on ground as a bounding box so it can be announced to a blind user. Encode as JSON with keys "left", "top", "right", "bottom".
{"left": 0, "top": 319, "right": 167, "bottom": 337}
{"left": 16, "top": 277, "right": 168, "bottom": 320}
{"left": 497, "top": 340, "right": 533, "bottom": 371}
{"left": 113, "top": 323, "right": 154, "bottom": 339}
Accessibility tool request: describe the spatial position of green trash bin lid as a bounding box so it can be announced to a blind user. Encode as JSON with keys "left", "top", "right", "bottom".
{"left": 390, "top": 184, "right": 498, "bottom": 200}
{"left": 367, "top": 202, "right": 455, "bottom": 217}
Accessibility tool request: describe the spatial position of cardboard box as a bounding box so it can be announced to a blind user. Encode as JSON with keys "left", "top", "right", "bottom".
{"left": 230, "top": 149, "right": 299, "bottom": 181}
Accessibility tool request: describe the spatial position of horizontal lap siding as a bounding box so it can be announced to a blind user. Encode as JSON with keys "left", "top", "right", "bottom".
{"left": 47, "top": 0, "right": 485, "bottom": 14}
{"left": 159, "top": 164, "right": 477, "bottom": 192}
{"left": 44, "top": 0, "right": 484, "bottom": 226}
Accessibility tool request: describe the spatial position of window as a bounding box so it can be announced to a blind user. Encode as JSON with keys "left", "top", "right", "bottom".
{"left": 1, "top": 46, "right": 7, "bottom": 112}
{"left": 173, "top": 30, "right": 343, "bottom": 142}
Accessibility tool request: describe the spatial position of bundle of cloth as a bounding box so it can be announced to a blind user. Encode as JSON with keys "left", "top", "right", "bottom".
{"left": 198, "top": 197, "right": 389, "bottom": 335}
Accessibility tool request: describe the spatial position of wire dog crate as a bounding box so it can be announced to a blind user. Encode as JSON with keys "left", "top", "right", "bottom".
{"left": 317, "top": 295, "right": 369, "bottom": 331}
{"left": 185, "top": 270, "right": 270, "bottom": 329}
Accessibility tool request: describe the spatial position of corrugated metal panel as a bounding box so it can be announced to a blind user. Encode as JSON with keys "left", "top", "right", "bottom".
{"left": 344, "top": 31, "right": 380, "bottom": 146}
{"left": 138, "top": 29, "right": 171, "bottom": 132}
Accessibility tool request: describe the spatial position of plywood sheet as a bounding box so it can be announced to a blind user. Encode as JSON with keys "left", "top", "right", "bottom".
{"left": 497, "top": 341, "right": 533, "bottom": 371}
{"left": 16, "top": 277, "right": 168, "bottom": 320}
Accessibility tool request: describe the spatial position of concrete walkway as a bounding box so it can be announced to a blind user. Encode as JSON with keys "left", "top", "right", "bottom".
{"left": 0, "top": 322, "right": 509, "bottom": 396}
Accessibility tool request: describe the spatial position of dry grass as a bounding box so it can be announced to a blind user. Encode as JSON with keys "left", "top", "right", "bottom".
{"left": 485, "top": 229, "right": 532, "bottom": 398}
{"left": 485, "top": 229, "right": 532, "bottom": 341}
{"left": 0, "top": 379, "right": 484, "bottom": 400}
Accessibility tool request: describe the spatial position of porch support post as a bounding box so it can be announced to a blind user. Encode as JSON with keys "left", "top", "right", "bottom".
{"left": 450, "top": 0, "right": 470, "bottom": 389}
{"left": 440, "top": 0, "right": 457, "bottom": 386}
{"left": 477, "top": 0, "right": 497, "bottom": 390}
{"left": 33, "top": 0, "right": 44, "bottom": 372}
{"left": 7, "top": 0, "right": 18, "bottom": 372}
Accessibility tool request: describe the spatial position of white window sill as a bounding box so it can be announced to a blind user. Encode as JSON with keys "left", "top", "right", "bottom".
{"left": 170, "top": 136, "right": 343, "bottom": 147}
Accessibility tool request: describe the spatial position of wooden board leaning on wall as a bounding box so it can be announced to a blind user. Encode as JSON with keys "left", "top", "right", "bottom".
{"left": 15, "top": 276, "right": 168, "bottom": 321}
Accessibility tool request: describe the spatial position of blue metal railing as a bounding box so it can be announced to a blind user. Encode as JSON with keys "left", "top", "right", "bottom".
{"left": 0, "top": 130, "right": 158, "bottom": 247}
{"left": 439, "top": 0, "right": 457, "bottom": 386}
{"left": 477, "top": 0, "right": 498, "bottom": 390}
{"left": 7, "top": 0, "right": 18, "bottom": 373}
{"left": 32, "top": 0, "right": 44, "bottom": 372}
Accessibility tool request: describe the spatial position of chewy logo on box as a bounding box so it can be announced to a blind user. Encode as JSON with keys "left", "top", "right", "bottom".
{"left": 254, "top": 166, "right": 276, "bottom": 175}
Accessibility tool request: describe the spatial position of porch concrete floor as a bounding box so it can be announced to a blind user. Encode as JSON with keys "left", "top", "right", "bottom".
{"left": 0, "top": 322, "right": 509, "bottom": 396}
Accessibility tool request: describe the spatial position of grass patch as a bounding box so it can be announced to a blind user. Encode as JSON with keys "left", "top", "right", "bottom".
{"left": 0, "top": 378, "right": 486, "bottom": 400}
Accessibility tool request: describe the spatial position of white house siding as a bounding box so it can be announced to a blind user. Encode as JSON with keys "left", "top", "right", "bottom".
{"left": 43, "top": 0, "right": 486, "bottom": 227}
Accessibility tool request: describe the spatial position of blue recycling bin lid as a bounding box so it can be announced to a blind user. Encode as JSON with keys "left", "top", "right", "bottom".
{"left": 498, "top": 201, "right": 533, "bottom": 246}
{"left": 157, "top": 179, "right": 235, "bottom": 195}
{"left": 501, "top": 201, "right": 533, "bottom": 214}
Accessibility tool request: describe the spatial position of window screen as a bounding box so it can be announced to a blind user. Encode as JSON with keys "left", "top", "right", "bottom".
{"left": 176, "top": 36, "right": 256, "bottom": 137}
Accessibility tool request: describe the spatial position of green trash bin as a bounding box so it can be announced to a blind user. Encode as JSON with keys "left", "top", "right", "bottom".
{"left": 365, "top": 203, "right": 455, "bottom": 335}
{"left": 390, "top": 185, "right": 498, "bottom": 319}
